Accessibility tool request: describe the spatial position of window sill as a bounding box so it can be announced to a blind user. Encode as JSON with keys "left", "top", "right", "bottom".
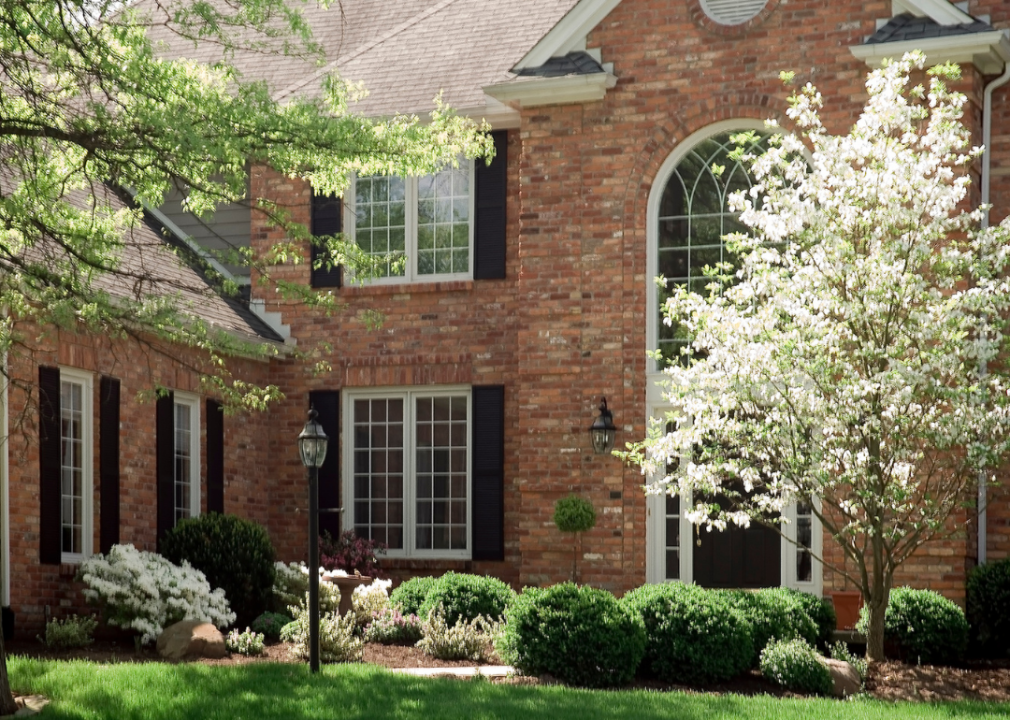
{"left": 59, "top": 562, "right": 81, "bottom": 579}
{"left": 341, "top": 279, "right": 474, "bottom": 297}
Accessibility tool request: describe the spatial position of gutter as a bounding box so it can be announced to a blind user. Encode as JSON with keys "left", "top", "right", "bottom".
{"left": 977, "top": 60, "right": 1010, "bottom": 566}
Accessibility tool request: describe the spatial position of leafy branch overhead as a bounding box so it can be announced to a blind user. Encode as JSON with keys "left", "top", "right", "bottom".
{"left": 626, "top": 52, "right": 1010, "bottom": 662}
{"left": 0, "top": 0, "right": 493, "bottom": 407}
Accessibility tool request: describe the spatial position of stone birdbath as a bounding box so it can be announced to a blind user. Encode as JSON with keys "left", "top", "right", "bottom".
{"left": 325, "top": 574, "right": 373, "bottom": 616}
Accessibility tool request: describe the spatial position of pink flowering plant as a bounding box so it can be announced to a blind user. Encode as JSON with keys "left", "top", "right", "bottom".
{"left": 319, "top": 531, "right": 386, "bottom": 577}
{"left": 364, "top": 607, "right": 423, "bottom": 645}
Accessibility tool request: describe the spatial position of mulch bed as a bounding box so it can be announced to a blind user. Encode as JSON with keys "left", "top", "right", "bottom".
{"left": 6, "top": 638, "right": 1010, "bottom": 703}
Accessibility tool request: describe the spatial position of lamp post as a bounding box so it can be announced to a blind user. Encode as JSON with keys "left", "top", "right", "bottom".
{"left": 298, "top": 406, "right": 328, "bottom": 673}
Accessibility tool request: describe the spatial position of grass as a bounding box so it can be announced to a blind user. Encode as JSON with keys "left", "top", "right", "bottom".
{"left": 8, "top": 655, "right": 1010, "bottom": 720}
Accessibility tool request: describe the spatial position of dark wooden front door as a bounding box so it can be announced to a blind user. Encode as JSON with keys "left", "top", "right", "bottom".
{"left": 692, "top": 491, "right": 781, "bottom": 588}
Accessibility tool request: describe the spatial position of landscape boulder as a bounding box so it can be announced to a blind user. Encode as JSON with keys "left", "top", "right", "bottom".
{"left": 156, "top": 620, "right": 226, "bottom": 660}
{"left": 821, "top": 658, "right": 861, "bottom": 698}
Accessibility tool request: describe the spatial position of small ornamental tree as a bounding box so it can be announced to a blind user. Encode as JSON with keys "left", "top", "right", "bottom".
{"left": 553, "top": 495, "right": 597, "bottom": 582}
{"left": 629, "top": 52, "right": 1010, "bottom": 662}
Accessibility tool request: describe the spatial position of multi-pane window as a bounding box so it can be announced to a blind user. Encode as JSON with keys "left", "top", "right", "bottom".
{"left": 173, "top": 396, "right": 199, "bottom": 524}
{"left": 665, "top": 494, "right": 680, "bottom": 581}
{"left": 655, "top": 131, "right": 768, "bottom": 366}
{"left": 348, "top": 389, "right": 470, "bottom": 557}
{"left": 796, "top": 500, "right": 813, "bottom": 583}
{"left": 351, "top": 164, "right": 473, "bottom": 282}
{"left": 60, "top": 379, "right": 85, "bottom": 556}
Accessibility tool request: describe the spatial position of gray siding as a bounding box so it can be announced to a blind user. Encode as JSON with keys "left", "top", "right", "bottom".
{"left": 160, "top": 186, "right": 251, "bottom": 279}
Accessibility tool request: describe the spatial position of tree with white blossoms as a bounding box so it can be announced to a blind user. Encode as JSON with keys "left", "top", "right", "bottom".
{"left": 631, "top": 52, "right": 1010, "bottom": 662}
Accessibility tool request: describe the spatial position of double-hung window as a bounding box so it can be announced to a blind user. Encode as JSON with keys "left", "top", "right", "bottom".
{"left": 173, "top": 393, "right": 200, "bottom": 524}
{"left": 344, "top": 387, "right": 471, "bottom": 558}
{"left": 349, "top": 163, "right": 474, "bottom": 283}
{"left": 59, "top": 368, "right": 93, "bottom": 562}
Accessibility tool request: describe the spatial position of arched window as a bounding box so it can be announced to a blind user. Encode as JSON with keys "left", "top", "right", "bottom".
{"left": 654, "top": 130, "right": 768, "bottom": 367}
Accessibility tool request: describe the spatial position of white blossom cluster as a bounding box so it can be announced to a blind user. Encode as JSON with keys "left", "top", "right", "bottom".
{"left": 78, "top": 544, "right": 235, "bottom": 645}
{"left": 272, "top": 561, "right": 342, "bottom": 614}
{"left": 351, "top": 578, "right": 392, "bottom": 628}
{"left": 638, "top": 53, "right": 1010, "bottom": 574}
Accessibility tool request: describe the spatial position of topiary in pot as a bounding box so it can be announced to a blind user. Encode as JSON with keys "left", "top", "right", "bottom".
{"left": 161, "top": 512, "right": 276, "bottom": 628}
{"left": 553, "top": 495, "right": 596, "bottom": 582}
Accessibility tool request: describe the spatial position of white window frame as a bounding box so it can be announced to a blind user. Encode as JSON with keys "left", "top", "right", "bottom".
{"left": 59, "top": 367, "right": 94, "bottom": 564}
{"left": 344, "top": 161, "right": 476, "bottom": 285}
{"left": 173, "top": 392, "right": 201, "bottom": 524}
{"left": 342, "top": 386, "right": 472, "bottom": 560}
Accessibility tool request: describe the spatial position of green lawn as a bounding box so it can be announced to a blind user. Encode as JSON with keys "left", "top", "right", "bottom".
{"left": 8, "top": 656, "right": 1010, "bottom": 720}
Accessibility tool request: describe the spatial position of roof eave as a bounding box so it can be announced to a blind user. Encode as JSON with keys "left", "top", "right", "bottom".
{"left": 483, "top": 72, "right": 617, "bottom": 108}
{"left": 850, "top": 31, "right": 1010, "bottom": 74}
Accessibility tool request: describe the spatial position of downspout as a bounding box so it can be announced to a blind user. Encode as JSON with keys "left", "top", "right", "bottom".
{"left": 977, "top": 60, "right": 1010, "bottom": 567}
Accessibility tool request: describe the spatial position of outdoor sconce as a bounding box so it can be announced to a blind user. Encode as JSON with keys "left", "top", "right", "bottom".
{"left": 589, "top": 397, "right": 616, "bottom": 455}
{"left": 298, "top": 406, "right": 328, "bottom": 674}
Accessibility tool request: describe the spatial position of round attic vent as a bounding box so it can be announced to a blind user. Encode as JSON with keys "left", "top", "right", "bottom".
{"left": 699, "top": 0, "right": 767, "bottom": 25}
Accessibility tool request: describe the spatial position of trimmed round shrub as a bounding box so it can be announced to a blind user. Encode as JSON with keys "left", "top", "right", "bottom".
{"left": 856, "top": 587, "right": 968, "bottom": 665}
{"left": 553, "top": 495, "right": 596, "bottom": 533}
{"left": 161, "top": 512, "right": 276, "bottom": 628}
{"left": 782, "top": 588, "right": 837, "bottom": 650}
{"left": 390, "top": 576, "right": 439, "bottom": 617}
{"left": 722, "top": 588, "right": 818, "bottom": 666}
{"left": 621, "top": 583, "right": 752, "bottom": 683}
{"left": 760, "top": 638, "right": 833, "bottom": 696}
{"left": 417, "top": 572, "right": 516, "bottom": 625}
{"left": 496, "top": 583, "right": 645, "bottom": 688}
{"left": 967, "top": 559, "right": 1010, "bottom": 658}
{"left": 251, "top": 611, "right": 292, "bottom": 640}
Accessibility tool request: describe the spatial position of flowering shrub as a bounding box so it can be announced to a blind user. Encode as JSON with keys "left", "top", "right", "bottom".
{"left": 760, "top": 639, "right": 833, "bottom": 696}
{"left": 352, "top": 578, "right": 392, "bottom": 629}
{"left": 78, "top": 544, "right": 235, "bottom": 645}
{"left": 272, "top": 562, "right": 340, "bottom": 614}
{"left": 364, "top": 607, "right": 423, "bottom": 645}
{"left": 226, "top": 628, "right": 265, "bottom": 656}
{"left": 251, "top": 611, "right": 292, "bottom": 640}
{"left": 40, "top": 614, "right": 98, "bottom": 649}
{"left": 319, "top": 531, "right": 386, "bottom": 577}
{"left": 417, "top": 605, "right": 498, "bottom": 662}
{"left": 283, "top": 605, "right": 362, "bottom": 663}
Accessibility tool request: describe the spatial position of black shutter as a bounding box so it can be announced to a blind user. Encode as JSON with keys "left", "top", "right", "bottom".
{"left": 474, "top": 131, "right": 507, "bottom": 280}
{"left": 99, "top": 376, "right": 120, "bottom": 554}
{"left": 471, "top": 385, "right": 505, "bottom": 561}
{"left": 311, "top": 191, "right": 342, "bottom": 288}
{"left": 309, "top": 391, "right": 341, "bottom": 537}
{"left": 206, "top": 399, "right": 224, "bottom": 514}
{"left": 38, "top": 366, "right": 61, "bottom": 565}
{"left": 156, "top": 392, "right": 175, "bottom": 547}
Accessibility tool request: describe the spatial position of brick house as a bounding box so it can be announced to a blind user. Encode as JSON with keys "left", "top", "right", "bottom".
{"left": 6, "top": 0, "right": 1010, "bottom": 635}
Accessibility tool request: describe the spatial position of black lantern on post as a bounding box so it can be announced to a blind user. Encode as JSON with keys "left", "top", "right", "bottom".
{"left": 589, "top": 397, "right": 616, "bottom": 455}
{"left": 298, "top": 406, "right": 328, "bottom": 673}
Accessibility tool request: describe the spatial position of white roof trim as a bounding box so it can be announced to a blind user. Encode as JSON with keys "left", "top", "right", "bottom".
{"left": 891, "top": 0, "right": 974, "bottom": 25}
{"left": 484, "top": 72, "right": 617, "bottom": 108}
{"left": 850, "top": 30, "right": 1010, "bottom": 74}
{"left": 456, "top": 97, "right": 522, "bottom": 130}
{"left": 513, "top": 0, "right": 623, "bottom": 71}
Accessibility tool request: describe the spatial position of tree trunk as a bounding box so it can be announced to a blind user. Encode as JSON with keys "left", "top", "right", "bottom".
{"left": 0, "top": 629, "right": 18, "bottom": 716}
{"left": 864, "top": 593, "right": 887, "bottom": 662}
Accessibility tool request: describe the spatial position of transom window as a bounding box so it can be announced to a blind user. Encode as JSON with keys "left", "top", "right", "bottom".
{"left": 655, "top": 130, "right": 768, "bottom": 367}
{"left": 346, "top": 388, "right": 470, "bottom": 557}
{"left": 173, "top": 394, "right": 200, "bottom": 524}
{"left": 59, "top": 368, "right": 93, "bottom": 561}
{"left": 351, "top": 163, "right": 473, "bottom": 282}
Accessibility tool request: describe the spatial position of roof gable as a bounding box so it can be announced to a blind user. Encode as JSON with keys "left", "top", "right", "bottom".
{"left": 512, "top": 0, "right": 623, "bottom": 71}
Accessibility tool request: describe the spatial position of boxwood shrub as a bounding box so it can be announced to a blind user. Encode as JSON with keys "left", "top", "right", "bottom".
{"left": 161, "top": 512, "right": 275, "bottom": 627}
{"left": 389, "top": 576, "right": 438, "bottom": 617}
{"left": 417, "top": 572, "right": 515, "bottom": 625}
{"left": 621, "top": 583, "right": 752, "bottom": 684}
{"left": 496, "top": 583, "right": 646, "bottom": 688}
{"left": 856, "top": 587, "right": 968, "bottom": 665}
{"left": 760, "top": 638, "right": 833, "bottom": 696}
{"left": 967, "top": 559, "right": 1010, "bottom": 658}
{"left": 722, "top": 588, "right": 818, "bottom": 666}
{"left": 781, "top": 588, "right": 837, "bottom": 650}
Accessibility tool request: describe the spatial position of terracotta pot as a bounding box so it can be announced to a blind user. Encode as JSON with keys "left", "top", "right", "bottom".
{"left": 828, "top": 591, "right": 863, "bottom": 630}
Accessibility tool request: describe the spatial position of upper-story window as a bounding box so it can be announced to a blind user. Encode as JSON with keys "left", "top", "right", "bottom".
{"left": 349, "top": 163, "right": 474, "bottom": 283}
{"left": 654, "top": 129, "right": 769, "bottom": 367}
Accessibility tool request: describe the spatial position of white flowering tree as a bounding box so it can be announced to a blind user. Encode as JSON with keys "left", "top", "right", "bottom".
{"left": 632, "top": 53, "right": 1010, "bottom": 662}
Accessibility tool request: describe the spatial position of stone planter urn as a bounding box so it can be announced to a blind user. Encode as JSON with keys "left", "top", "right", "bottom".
{"left": 326, "top": 575, "right": 373, "bottom": 616}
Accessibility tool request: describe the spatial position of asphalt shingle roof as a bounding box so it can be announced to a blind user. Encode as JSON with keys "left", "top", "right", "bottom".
{"left": 865, "top": 12, "right": 995, "bottom": 45}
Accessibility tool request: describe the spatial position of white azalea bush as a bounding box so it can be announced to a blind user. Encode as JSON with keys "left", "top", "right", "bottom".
{"left": 78, "top": 544, "right": 235, "bottom": 645}
{"left": 631, "top": 52, "right": 1010, "bottom": 661}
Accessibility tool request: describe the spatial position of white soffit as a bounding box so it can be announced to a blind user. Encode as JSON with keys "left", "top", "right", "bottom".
{"left": 484, "top": 73, "right": 618, "bottom": 107}
{"left": 850, "top": 31, "right": 1010, "bottom": 74}
{"left": 514, "top": 0, "right": 623, "bottom": 71}
{"left": 891, "top": 0, "right": 974, "bottom": 25}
